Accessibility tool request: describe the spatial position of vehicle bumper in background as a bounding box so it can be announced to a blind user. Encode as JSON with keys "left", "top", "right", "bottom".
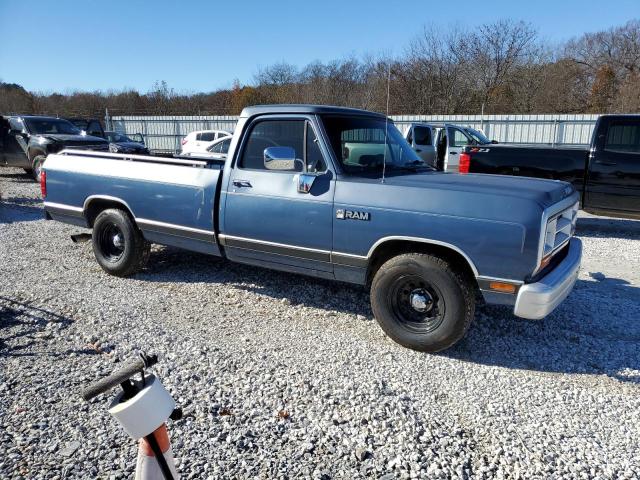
{"left": 514, "top": 238, "right": 582, "bottom": 320}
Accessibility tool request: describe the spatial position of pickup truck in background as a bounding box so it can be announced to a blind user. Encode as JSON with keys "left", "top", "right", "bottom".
{"left": 0, "top": 115, "right": 108, "bottom": 181}
{"left": 405, "top": 122, "right": 496, "bottom": 171}
{"left": 461, "top": 115, "right": 640, "bottom": 219}
{"left": 42, "top": 105, "right": 582, "bottom": 353}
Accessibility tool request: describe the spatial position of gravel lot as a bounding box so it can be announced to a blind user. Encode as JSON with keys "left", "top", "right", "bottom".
{"left": 1, "top": 166, "right": 639, "bottom": 479}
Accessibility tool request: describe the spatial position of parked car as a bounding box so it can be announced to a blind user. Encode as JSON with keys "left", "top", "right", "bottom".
{"left": 180, "top": 129, "right": 231, "bottom": 155}
{"left": 41, "top": 105, "right": 581, "bottom": 353}
{"left": 105, "top": 131, "right": 149, "bottom": 154}
{"left": 0, "top": 115, "right": 108, "bottom": 181}
{"left": 180, "top": 135, "right": 231, "bottom": 160}
{"left": 405, "top": 123, "right": 496, "bottom": 171}
{"left": 460, "top": 114, "right": 640, "bottom": 219}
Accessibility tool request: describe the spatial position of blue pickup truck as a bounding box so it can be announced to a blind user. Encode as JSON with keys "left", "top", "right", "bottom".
{"left": 41, "top": 105, "right": 582, "bottom": 352}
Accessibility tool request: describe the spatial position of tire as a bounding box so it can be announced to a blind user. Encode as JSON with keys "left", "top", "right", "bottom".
{"left": 31, "top": 155, "right": 46, "bottom": 182}
{"left": 370, "top": 253, "right": 475, "bottom": 352}
{"left": 92, "top": 208, "right": 150, "bottom": 277}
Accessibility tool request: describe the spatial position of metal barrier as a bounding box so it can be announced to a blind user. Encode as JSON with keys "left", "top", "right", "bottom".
{"left": 106, "top": 113, "right": 600, "bottom": 154}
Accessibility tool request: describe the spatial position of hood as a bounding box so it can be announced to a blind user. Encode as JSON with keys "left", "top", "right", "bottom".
{"left": 382, "top": 171, "right": 575, "bottom": 209}
{"left": 39, "top": 134, "right": 108, "bottom": 143}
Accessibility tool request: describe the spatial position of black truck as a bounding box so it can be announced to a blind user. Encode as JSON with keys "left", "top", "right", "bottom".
{"left": 0, "top": 115, "right": 108, "bottom": 181}
{"left": 460, "top": 115, "right": 640, "bottom": 219}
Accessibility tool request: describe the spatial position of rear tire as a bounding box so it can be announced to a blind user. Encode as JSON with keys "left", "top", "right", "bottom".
{"left": 31, "top": 155, "right": 46, "bottom": 182}
{"left": 92, "top": 208, "right": 150, "bottom": 277}
{"left": 370, "top": 253, "right": 475, "bottom": 352}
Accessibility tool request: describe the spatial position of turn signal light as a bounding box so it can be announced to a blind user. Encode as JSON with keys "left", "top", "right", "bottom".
{"left": 459, "top": 152, "right": 471, "bottom": 173}
{"left": 489, "top": 282, "right": 517, "bottom": 294}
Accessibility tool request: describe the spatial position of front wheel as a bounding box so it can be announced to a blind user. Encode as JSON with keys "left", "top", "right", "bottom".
{"left": 370, "top": 253, "right": 475, "bottom": 352}
{"left": 92, "top": 208, "right": 150, "bottom": 277}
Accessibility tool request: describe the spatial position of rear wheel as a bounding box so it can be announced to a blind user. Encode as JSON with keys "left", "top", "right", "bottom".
{"left": 370, "top": 253, "right": 475, "bottom": 352}
{"left": 92, "top": 208, "right": 150, "bottom": 277}
{"left": 31, "top": 155, "right": 46, "bottom": 182}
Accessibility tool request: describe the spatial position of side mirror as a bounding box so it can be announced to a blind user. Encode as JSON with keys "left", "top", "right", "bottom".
{"left": 264, "top": 146, "right": 301, "bottom": 171}
{"left": 9, "top": 128, "right": 25, "bottom": 136}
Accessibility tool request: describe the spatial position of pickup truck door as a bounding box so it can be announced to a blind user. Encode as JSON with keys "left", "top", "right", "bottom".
{"left": 5, "top": 118, "right": 30, "bottom": 167}
{"left": 445, "top": 127, "right": 470, "bottom": 172}
{"left": 407, "top": 125, "right": 436, "bottom": 167}
{"left": 585, "top": 118, "right": 640, "bottom": 214}
{"left": 222, "top": 116, "right": 335, "bottom": 276}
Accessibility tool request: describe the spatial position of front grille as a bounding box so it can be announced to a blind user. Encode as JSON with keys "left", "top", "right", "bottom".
{"left": 543, "top": 201, "right": 578, "bottom": 257}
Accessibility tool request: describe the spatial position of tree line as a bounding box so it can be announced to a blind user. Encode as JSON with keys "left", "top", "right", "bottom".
{"left": 1, "top": 19, "right": 639, "bottom": 118}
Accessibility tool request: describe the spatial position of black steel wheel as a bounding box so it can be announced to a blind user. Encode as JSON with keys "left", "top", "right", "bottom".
{"left": 92, "top": 208, "right": 150, "bottom": 277}
{"left": 371, "top": 253, "right": 475, "bottom": 352}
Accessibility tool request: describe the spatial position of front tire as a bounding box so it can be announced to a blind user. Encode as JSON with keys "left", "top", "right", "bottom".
{"left": 92, "top": 208, "right": 150, "bottom": 277}
{"left": 370, "top": 253, "right": 475, "bottom": 352}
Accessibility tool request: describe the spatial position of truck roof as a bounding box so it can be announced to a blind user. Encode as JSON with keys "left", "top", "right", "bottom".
{"left": 240, "top": 104, "right": 388, "bottom": 119}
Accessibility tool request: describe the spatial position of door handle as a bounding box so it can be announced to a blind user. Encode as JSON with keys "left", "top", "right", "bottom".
{"left": 233, "top": 180, "right": 252, "bottom": 188}
{"left": 415, "top": 148, "right": 422, "bottom": 152}
{"left": 449, "top": 152, "right": 458, "bottom": 155}
{"left": 595, "top": 160, "right": 617, "bottom": 166}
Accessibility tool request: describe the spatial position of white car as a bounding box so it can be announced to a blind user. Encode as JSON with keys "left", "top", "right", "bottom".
{"left": 180, "top": 129, "right": 231, "bottom": 155}
{"left": 181, "top": 135, "right": 232, "bottom": 160}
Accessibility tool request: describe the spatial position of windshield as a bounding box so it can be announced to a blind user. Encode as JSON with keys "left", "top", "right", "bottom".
{"left": 107, "top": 132, "right": 133, "bottom": 143}
{"left": 321, "top": 115, "right": 433, "bottom": 176}
{"left": 466, "top": 127, "right": 491, "bottom": 145}
{"left": 25, "top": 118, "right": 81, "bottom": 135}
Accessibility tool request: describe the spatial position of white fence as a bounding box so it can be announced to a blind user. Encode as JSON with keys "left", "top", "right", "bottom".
{"left": 107, "top": 113, "right": 600, "bottom": 153}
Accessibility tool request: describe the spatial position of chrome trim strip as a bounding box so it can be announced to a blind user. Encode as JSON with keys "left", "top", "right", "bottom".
{"left": 219, "top": 234, "right": 331, "bottom": 254}
{"left": 477, "top": 275, "right": 524, "bottom": 285}
{"left": 59, "top": 149, "right": 209, "bottom": 167}
{"left": 43, "top": 202, "right": 84, "bottom": 214}
{"left": 137, "top": 218, "right": 215, "bottom": 236}
{"left": 363, "top": 236, "right": 480, "bottom": 277}
{"left": 219, "top": 234, "right": 331, "bottom": 262}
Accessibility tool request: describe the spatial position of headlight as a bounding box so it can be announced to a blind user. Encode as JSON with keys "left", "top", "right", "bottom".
{"left": 538, "top": 201, "right": 579, "bottom": 271}
{"left": 109, "top": 143, "right": 120, "bottom": 153}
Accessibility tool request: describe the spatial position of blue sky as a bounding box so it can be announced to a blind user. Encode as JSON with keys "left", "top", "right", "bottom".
{"left": 0, "top": 0, "right": 637, "bottom": 93}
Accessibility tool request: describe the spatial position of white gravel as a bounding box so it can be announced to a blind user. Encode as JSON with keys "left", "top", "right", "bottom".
{"left": 1, "top": 167, "right": 639, "bottom": 479}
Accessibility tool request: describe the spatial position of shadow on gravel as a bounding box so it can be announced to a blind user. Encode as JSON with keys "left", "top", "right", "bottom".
{"left": 0, "top": 170, "right": 33, "bottom": 182}
{"left": 446, "top": 277, "right": 640, "bottom": 384}
{"left": 136, "top": 246, "right": 372, "bottom": 318}
{"left": 0, "top": 297, "right": 87, "bottom": 358}
{"left": 0, "top": 197, "right": 43, "bottom": 224}
{"left": 576, "top": 216, "right": 640, "bottom": 239}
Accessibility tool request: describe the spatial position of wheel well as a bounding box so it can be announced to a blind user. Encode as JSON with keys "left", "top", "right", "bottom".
{"left": 84, "top": 198, "right": 135, "bottom": 227}
{"left": 366, "top": 240, "right": 478, "bottom": 287}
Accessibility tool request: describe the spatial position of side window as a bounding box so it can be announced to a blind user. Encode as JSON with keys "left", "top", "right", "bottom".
{"left": 407, "top": 129, "right": 413, "bottom": 144}
{"left": 605, "top": 123, "right": 640, "bottom": 154}
{"left": 239, "top": 120, "right": 305, "bottom": 170}
{"left": 414, "top": 126, "right": 431, "bottom": 145}
{"left": 195, "top": 132, "right": 202, "bottom": 141}
{"left": 221, "top": 138, "right": 231, "bottom": 154}
{"left": 452, "top": 129, "right": 469, "bottom": 147}
{"left": 200, "top": 132, "right": 216, "bottom": 142}
{"left": 210, "top": 142, "right": 223, "bottom": 153}
{"left": 9, "top": 118, "right": 23, "bottom": 132}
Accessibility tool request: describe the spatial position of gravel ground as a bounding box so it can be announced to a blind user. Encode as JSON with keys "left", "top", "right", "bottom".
{"left": 1, "top": 167, "right": 639, "bottom": 479}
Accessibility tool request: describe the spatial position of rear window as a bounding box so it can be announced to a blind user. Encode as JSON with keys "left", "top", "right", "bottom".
{"left": 605, "top": 123, "right": 640, "bottom": 153}
{"left": 197, "top": 132, "right": 216, "bottom": 141}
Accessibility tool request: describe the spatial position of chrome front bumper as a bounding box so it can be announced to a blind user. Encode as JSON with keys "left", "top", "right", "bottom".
{"left": 514, "top": 238, "right": 582, "bottom": 320}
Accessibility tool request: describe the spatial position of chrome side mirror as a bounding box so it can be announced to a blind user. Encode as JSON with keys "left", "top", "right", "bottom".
{"left": 264, "top": 146, "right": 301, "bottom": 171}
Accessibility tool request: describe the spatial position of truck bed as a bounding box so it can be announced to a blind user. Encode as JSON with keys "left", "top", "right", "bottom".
{"left": 466, "top": 144, "right": 588, "bottom": 190}
{"left": 43, "top": 150, "right": 223, "bottom": 255}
